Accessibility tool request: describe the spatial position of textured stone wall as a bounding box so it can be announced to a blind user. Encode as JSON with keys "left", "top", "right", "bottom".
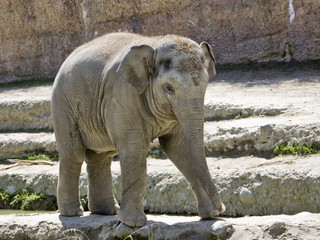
{"left": 0, "top": 0, "right": 319, "bottom": 82}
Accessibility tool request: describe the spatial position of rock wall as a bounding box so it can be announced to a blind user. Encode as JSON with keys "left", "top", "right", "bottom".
{"left": 0, "top": 0, "right": 319, "bottom": 82}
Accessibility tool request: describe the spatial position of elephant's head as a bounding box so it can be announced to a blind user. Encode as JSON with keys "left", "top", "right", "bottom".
{"left": 117, "top": 36, "right": 224, "bottom": 214}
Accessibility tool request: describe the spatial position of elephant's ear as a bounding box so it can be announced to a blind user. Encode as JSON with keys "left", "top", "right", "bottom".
{"left": 117, "top": 45, "right": 154, "bottom": 94}
{"left": 200, "top": 42, "right": 216, "bottom": 80}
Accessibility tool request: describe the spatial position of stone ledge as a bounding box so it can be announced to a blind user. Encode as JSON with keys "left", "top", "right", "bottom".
{"left": 0, "top": 98, "right": 286, "bottom": 131}
{"left": 1, "top": 77, "right": 298, "bottom": 131}
{"left": 1, "top": 116, "right": 319, "bottom": 159}
{"left": 0, "top": 100, "right": 52, "bottom": 131}
{"left": 1, "top": 156, "right": 319, "bottom": 216}
{"left": 0, "top": 88, "right": 286, "bottom": 131}
{"left": 0, "top": 212, "right": 319, "bottom": 240}
{"left": 0, "top": 132, "right": 56, "bottom": 159}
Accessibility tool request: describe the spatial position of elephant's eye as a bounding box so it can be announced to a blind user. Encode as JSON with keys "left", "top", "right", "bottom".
{"left": 164, "top": 83, "right": 175, "bottom": 95}
{"left": 161, "top": 59, "right": 172, "bottom": 70}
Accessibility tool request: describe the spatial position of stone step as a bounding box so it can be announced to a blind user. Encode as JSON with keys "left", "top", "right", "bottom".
{"left": 0, "top": 100, "right": 52, "bottom": 131}
{"left": 204, "top": 102, "right": 286, "bottom": 121}
{"left": 0, "top": 82, "right": 288, "bottom": 131}
{"left": 1, "top": 115, "right": 319, "bottom": 159}
{"left": 205, "top": 116, "right": 320, "bottom": 154}
{"left": 0, "top": 97, "right": 286, "bottom": 131}
{"left": 1, "top": 212, "right": 319, "bottom": 240}
{"left": 0, "top": 118, "right": 316, "bottom": 159}
{"left": 0, "top": 132, "right": 56, "bottom": 159}
{"left": 0, "top": 84, "right": 52, "bottom": 131}
{"left": 1, "top": 155, "right": 319, "bottom": 217}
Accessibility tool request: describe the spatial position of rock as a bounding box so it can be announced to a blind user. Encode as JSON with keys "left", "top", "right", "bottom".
{"left": 115, "top": 223, "right": 136, "bottom": 239}
{"left": 211, "top": 220, "right": 234, "bottom": 238}
{"left": 239, "top": 187, "right": 256, "bottom": 206}
{"left": 1, "top": 0, "right": 320, "bottom": 82}
{"left": 115, "top": 223, "right": 154, "bottom": 240}
{"left": 6, "top": 185, "right": 17, "bottom": 195}
{"left": 265, "top": 219, "right": 286, "bottom": 238}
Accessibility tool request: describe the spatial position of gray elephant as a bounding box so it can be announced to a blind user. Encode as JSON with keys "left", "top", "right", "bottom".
{"left": 51, "top": 32, "right": 225, "bottom": 227}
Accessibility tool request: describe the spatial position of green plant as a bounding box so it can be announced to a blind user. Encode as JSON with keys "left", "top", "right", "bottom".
{"left": 0, "top": 190, "right": 11, "bottom": 208}
{"left": 147, "top": 149, "right": 166, "bottom": 159}
{"left": 0, "top": 78, "right": 54, "bottom": 88}
{"left": 10, "top": 189, "right": 46, "bottom": 210}
{"left": 0, "top": 128, "right": 53, "bottom": 133}
{"left": 207, "top": 232, "right": 221, "bottom": 240}
{"left": 0, "top": 190, "right": 10, "bottom": 202}
{"left": 0, "top": 189, "right": 57, "bottom": 211}
{"left": 25, "top": 152, "right": 59, "bottom": 161}
{"left": 273, "top": 143, "right": 320, "bottom": 156}
{"left": 80, "top": 196, "right": 88, "bottom": 211}
{"left": 235, "top": 112, "right": 249, "bottom": 120}
{"left": 0, "top": 152, "right": 59, "bottom": 163}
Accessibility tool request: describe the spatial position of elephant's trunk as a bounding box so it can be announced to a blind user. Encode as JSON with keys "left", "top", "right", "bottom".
{"left": 175, "top": 101, "right": 222, "bottom": 211}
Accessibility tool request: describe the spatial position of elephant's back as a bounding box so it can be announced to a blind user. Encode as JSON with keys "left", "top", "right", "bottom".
{"left": 54, "top": 33, "right": 151, "bottom": 86}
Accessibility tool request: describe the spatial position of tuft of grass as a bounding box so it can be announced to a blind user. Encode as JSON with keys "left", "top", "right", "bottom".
{"left": 0, "top": 189, "right": 56, "bottom": 211}
{"left": 24, "top": 152, "right": 59, "bottom": 161}
{"left": 0, "top": 78, "right": 54, "bottom": 88}
{"left": 147, "top": 149, "right": 166, "bottom": 159}
{"left": 273, "top": 143, "right": 320, "bottom": 156}
{"left": 207, "top": 232, "right": 221, "bottom": 240}
{"left": 81, "top": 196, "right": 88, "bottom": 211}
{"left": 0, "top": 128, "right": 53, "bottom": 133}
{"left": 235, "top": 112, "right": 249, "bottom": 120}
{"left": 10, "top": 190, "right": 45, "bottom": 210}
{"left": 227, "top": 112, "right": 249, "bottom": 120}
{"left": 0, "top": 151, "right": 59, "bottom": 162}
{"left": 0, "top": 190, "right": 11, "bottom": 208}
{"left": 0, "top": 189, "right": 88, "bottom": 211}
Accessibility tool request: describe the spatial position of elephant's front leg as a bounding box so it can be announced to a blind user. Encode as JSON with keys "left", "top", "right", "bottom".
{"left": 159, "top": 125, "right": 225, "bottom": 219}
{"left": 117, "top": 132, "right": 149, "bottom": 227}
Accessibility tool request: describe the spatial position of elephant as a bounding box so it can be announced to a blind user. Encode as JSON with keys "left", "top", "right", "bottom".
{"left": 51, "top": 32, "right": 225, "bottom": 227}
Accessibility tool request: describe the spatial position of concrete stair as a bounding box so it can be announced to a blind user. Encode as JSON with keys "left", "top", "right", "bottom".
{"left": 1, "top": 155, "right": 320, "bottom": 217}
{"left": 1, "top": 69, "right": 320, "bottom": 217}
{"left": 1, "top": 117, "right": 320, "bottom": 159}
{"left": 1, "top": 69, "right": 320, "bottom": 239}
{"left": 1, "top": 71, "right": 320, "bottom": 158}
{"left": 2, "top": 211, "right": 320, "bottom": 240}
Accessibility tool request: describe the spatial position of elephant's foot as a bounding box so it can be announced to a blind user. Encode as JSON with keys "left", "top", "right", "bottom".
{"left": 198, "top": 201, "right": 226, "bottom": 219}
{"left": 118, "top": 208, "right": 147, "bottom": 227}
{"left": 89, "top": 196, "right": 119, "bottom": 215}
{"left": 90, "top": 201, "right": 120, "bottom": 215}
{"left": 59, "top": 204, "right": 84, "bottom": 217}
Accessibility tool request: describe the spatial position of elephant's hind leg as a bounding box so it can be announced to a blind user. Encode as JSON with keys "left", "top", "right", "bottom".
{"left": 58, "top": 155, "right": 85, "bottom": 216}
{"left": 86, "top": 150, "right": 119, "bottom": 215}
{"left": 53, "top": 102, "right": 85, "bottom": 216}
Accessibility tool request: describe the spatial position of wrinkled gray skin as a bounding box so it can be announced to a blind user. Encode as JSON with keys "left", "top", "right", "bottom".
{"left": 52, "top": 32, "right": 225, "bottom": 227}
